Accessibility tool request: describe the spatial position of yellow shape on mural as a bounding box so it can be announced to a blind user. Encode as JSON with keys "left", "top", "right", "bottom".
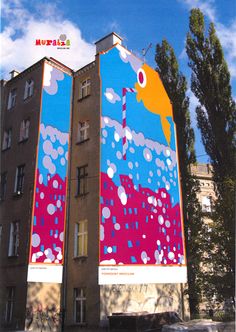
{"left": 135, "top": 64, "right": 173, "bottom": 146}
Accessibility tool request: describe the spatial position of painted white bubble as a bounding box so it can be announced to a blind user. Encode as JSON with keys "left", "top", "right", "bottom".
{"left": 166, "top": 182, "right": 170, "bottom": 191}
{"left": 100, "top": 225, "right": 104, "bottom": 241}
{"left": 102, "top": 129, "right": 108, "bottom": 137}
{"left": 165, "top": 220, "right": 170, "bottom": 228}
{"left": 147, "top": 196, "right": 153, "bottom": 204}
{"left": 167, "top": 158, "right": 171, "bottom": 166}
{"left": 107, "top": 167, "right": 114, "bottom": 178}
{"left": 166, "top": 235, "right": 170, "bottom": 242}
{"left": 40, "top": 192, "right": 44, "bottom": 199}
{"left": 57, "top": 252, "right": 63, "bottom": 260}
{"left": 107, "top": 247, "right": 113, "bottom": 253}
{"left": 166, "top": 149, "right": 171, "bottom": 157}
{"left": 59, "top": 232, "right": 64, "bottom": 242}
{"left": 157, "top": 240, "right": 161, "bottom": 246}
{"left": 120, "top": 192, "right": 127, "bottom": 205}
{"left": 65, "top": 152, "right": 68, "bottom": 160}
{"left": 135, "top": 162, "right": 139, "bottom": 167}
{"left": 125, "top": 129, "right": 132, "bottom": 140}
{"left": 116, "top": 151, "right": 122, "bottom": 160}
{"left": 53, "top": 180, "right": 58, "bottom": 188}
{"left": 56, "top": 200, "right": 61, "bottom": 208}
{"left": 130, "top": 147, "right": 135, "bottom": 153}
{"left": 51, "top": 149, "right": 58, "bottom": 160}
{"left": 143, "top": 148, "right": 152, "bottom": 162}
{"left": 157, "top": 169, "right": 161, "bottom": 177}
{"left": 158, "top": 215, "right": 164, "bottom": 225}
{"left": 102, "top": 207, "right": 111, "bottom": 219}
{"left": 43, "top": 140, "right": 53, "bottom": 155}
{"left": 104, "top": 117, "right": 109, "bottom": 124}
{"left": 60, "top": 158, "right": 66, "bottom": 166}
{"left": 111, "top": 142, "right": 115, "bottom": 148}
{"left": 148, "top": 178, "right": 152, "bottom": 183}
{"left": 39, "top": 174, "right": 43, "bottom": 184}
{"left": 57, "top": 146, "right": 64, "bottom": 155}
{"left": 32, "top": 233, "right": 40, "bottom": 247}
{"left": 114, "top": 132, "right": 120, "bottom": 142}
{"left": 47, "top": 204, "right": 55, "bottom": 215}
{"left": 114, "top": 223, "right": 120, "bottom": 230}
{"left": 142, "top": 234, "right": 146, "bottom": 239}
{"left": 129, "top": 173, "right": 133, "bottom": 179}
{"left": 158, "top": 199, "right": 162, "bottom": 207}
{"left": 168, "top": 252, "right": 175, "bottom": 260}
{"left": 128, "top": 162, "right": 133, "bottom": 169}
{"left": 149, "top": 171, "right": 153, "bottom": 177}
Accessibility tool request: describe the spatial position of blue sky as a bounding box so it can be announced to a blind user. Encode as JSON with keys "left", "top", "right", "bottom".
{"left": 1, "top": 0, "right": 235, "bottom": 162}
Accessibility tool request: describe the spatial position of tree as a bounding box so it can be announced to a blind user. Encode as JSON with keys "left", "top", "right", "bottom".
{"left": 155, "top": 40, "right": 204, "bottom": 316}
{"left": 186, "top": 8, "right": 236, "bottom": 304}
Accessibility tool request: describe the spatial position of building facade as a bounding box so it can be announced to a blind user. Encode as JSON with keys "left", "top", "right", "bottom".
{"left": 0, "top": 33, "right": 190, "bottom": 331}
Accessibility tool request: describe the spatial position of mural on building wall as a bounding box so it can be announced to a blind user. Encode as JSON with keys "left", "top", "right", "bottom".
{"left": 28, "top": 63, "right": 72, "bottom": 283}
{"left": 99, "top": 45, "right": 187, "bottom": 284}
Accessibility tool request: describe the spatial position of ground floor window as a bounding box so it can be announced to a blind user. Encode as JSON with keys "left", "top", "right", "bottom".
{"left": 74, "top": 287, "right": 86, "bottom": 324}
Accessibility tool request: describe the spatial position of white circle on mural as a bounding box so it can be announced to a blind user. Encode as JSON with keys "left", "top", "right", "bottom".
{"left": 47, "top": 204, "right": 56, "bottom": 215}
{"left": 32, "top": 233, "right": 40, "bottom": 247}
{"left": 102, "top": 207, "right": 111, "bottom": 219}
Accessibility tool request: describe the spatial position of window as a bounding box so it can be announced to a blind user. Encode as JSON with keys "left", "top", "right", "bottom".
{"left": 76, "top": 165, "right": 88, "bottom": 196}
{"left": 74, "top": 220, "right": 88, "bottom": 257}
{"left": 2, "top": 129, "right": 12, "bottom": 150}
{"left": 74, "top": 288, "right": 86, "bottom": 324}
{"left": 24, "top": 79, "right": 34, "bottom": 99}
{"left": 202, "top": 196, "right": 212, "bottom": 212}
{"left": 80, "top": 78, "right": 91, "bottom": 99}
{"left": 5, "top": 287, "right": 15, "bottom": 323}
{"left": 14, "top": 165, "right": 25, "bottom": 194}
{"left": 19, "top": 119, "right": 30, "bottom": 142}
{"left": 8, "top": 221, "right": 20, "bottom": 257}
{"left": 7, "top": 88, "right": 17, "bottom": 110}
{"left": 0, "top": 172, "right": 7, "bottom": 201}
{"left": 77, "top": 121, "right": 89, "bottom": 142}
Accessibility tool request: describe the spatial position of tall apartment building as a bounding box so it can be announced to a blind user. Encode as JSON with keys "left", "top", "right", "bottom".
{"left": 0, "top": 33, "right": 189, "bottom": 331}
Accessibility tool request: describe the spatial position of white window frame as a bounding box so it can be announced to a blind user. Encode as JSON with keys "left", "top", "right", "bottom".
{"left": 24, "top": 79, "right": 34, "bottom": 100}
{"left": 14, "top": 165, "right": 25, "bottom": 194}
{"left": 2, "top": 129, "right": 12, "bottom": 150}
{"left": 74, "top": 288, "right": 86, "bottom": 324}
{"left": 77, "top": 121, "right": 89, "bottom": 143}
{"left": 80, "top": 78, "right": 91, "bottom": 99}
{"left": 19, "top": 119, "right": 30, "bottom": 142}
{"left": 7, "top": 89, "right": 17, "bottom": 110}
{"left": 5, "top": 287, "right": 15, "bottom": 323}
{"left": 8, "top": 221, "right": 20, "bottom": 257}
{"left": 74, "top": 220, "right": 88, "bottom": 257}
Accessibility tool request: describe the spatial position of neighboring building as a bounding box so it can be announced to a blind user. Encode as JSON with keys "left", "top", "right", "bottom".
{"left": 0, "top": 33, "right": 190, "bottom": 331}
{"left": 191, "top": 163, "right": 216, "bottom": 312}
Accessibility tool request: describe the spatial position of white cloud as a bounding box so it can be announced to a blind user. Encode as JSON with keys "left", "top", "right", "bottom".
{"left": 0, "top": 0, "right": 95, "bottom": 78}
{"left": 180, "top": 0, "right": 236, "bottom": 78}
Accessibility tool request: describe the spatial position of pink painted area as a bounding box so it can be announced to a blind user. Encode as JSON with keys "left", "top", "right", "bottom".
{"left": 100, "top": 172, "right": 185, "bottom": 265}
{"left": 30, "top": 169, "right": 66, "bottom": 264}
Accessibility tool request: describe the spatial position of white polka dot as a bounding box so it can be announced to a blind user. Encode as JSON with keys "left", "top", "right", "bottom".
{"left": 107, "top": 167, "right": 114, "bottom": 178}
{"left": 60, "top": 158, "right": 66, "bottom": 166}
{"left": 157, "top": 240, "right": 161, "bottom": 245}
{"left": 158, "top": 215, "right": 164, "bottom": 225}
{"left": 120, "top": 192, "right": 127, "bottom": 205}
{"left": 56, "top": 200, "right": 61, "bottom": 208}
{"left": 107, "top": 247, "right": 113, "bottom": 253}
{"left": 168, "top": 252, "right": 175, "bottom": 260}
{"left": 114, "top": 223, "right": 120, "bottom": 230}
{"left": 40, "top": 192, "right": 44, "bottom": 199}
{"left": 114, "top": 132, "right": 120, "bottom": 142}
{"left": 39, "top": 174, "right": 43, "bottom": 184}
{"left": 102, "top": 207, "right": 111, "bottom": 219}
{"left": 142, "top": 234, "right": 146, "bottom": 239}
{"left": 32, "top": 233, "right": 40, "bottom": 247}
{"left": 53, "top": 180, "right": 58, "bottom": 188}
{"left": 47, "top": 204, "right": 55, "bottom": 215}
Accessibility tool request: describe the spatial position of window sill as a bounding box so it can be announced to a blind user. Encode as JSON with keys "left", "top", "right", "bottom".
{"left": 2, "top": 147, "right": 11, "bottom": 152}
{"left": 18, "top": 138, "right": 29, "bottom": 144}
{"left": 13, "top": 192, "right": 23, "bottom": 198}
{"left": 75, "top": 192, "right": 89, "bottom": 198}
{"left": 76, "top": 138, "right": 90, "bottom": 145}
{"left": 73, "top": 255, "right": 88, "bottom": 260}
{"left": 78, "top": 94, "right": 91, "bottom": 102}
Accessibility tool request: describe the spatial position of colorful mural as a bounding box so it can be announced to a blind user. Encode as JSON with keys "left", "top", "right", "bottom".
{"left": 99, "top": 45, "right": 187, "bottom": 284}
{"left": 28, "top": 63, "right": 72, "bottom": 283}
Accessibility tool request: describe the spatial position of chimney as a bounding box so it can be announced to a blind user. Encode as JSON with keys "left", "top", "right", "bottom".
{"left": 9, "top": 70, "right": 20, "bottom": 79}
{"left": 95, "top": 32, "right": 123, "bottom": 54}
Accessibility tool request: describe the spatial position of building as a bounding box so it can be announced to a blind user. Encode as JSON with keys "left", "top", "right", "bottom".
{"left": 0, "top": 33, "right": 189, "bottom": 331}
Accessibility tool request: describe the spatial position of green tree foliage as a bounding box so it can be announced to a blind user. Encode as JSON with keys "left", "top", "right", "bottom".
{"left": 155, "top": 40, "right": 203, "bottom": 316}
{"left": 186, "top": 8, "right": 236, "bottom": 304}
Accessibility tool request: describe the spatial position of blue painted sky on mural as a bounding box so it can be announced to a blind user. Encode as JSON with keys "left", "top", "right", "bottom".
{"left": 1, "top": 0, "right": 235, "bottom": 162}
{"left": 100, "top": 46, "right": 181, "bottom": 204}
